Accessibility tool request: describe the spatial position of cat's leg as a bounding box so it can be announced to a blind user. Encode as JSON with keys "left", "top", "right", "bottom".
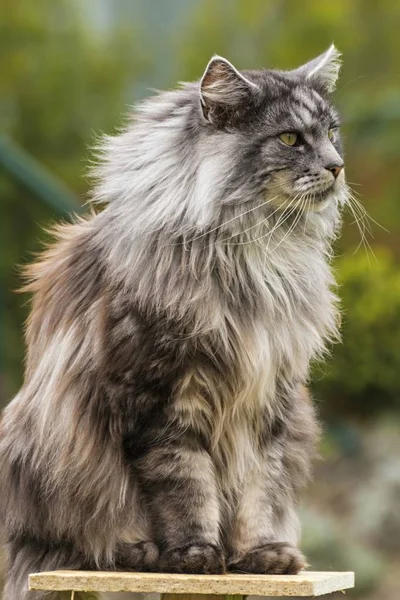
{"left": 227, "top": 385, "right": 320, "bottom": 574}
{"left": 227, "top": 461, "right": 305, "bottom": 574}
{"left": 135, "top": 429, "right": 225, "bottom": 574}
{"left": 2, "top": 535, "right": 93, "bottom": 600}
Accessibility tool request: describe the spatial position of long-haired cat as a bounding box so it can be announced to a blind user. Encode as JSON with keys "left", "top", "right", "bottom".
{"left": 1, "top": 45, "right": 347, "bottom": 600}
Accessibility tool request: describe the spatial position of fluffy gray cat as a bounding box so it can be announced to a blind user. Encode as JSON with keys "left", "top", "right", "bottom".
{"left": 0, "top": 45, "right": 348, "bottom": 599}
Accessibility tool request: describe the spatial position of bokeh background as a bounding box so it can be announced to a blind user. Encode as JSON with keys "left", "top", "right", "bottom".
{"left": 1, "top": 1, "right": 400, "bottom": 598}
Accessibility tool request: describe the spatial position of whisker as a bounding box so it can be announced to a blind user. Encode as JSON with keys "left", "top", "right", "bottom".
{"left": 348, "top": 199, "right": 374, "bottom": 237}
{"left": 270, "top": 194, "right": 307, "bottom": 254}
{"left": 350, "top": 194, "right": 389, "bottom": 233}
{"left": 341, "top": 182, "right": 386, "bottom": 265}
{"left": 167, "top": 193, "right": 283, "bottom": 247}
{"left": 225, "top": 198, "right": 287, "bottom": 242}
{"left": 347, "top": 198, "right": 378, "bottom": 264}
{"left": 260, "top": 193, "right": 305, "bottom": 248}
{"left": 303, "top": 197, "right": 312, "bottom": 237}
{"left": 345, "top": 181, "right": 363, "bottom": 187}
{"left": 348, "top": 202, "right": 367, "bottom": 255}
{"left": 266, "top": 194, "right": 305, "bottom": 253}
{"left": 228, "top": 193, "right": 303, "bottom": 247}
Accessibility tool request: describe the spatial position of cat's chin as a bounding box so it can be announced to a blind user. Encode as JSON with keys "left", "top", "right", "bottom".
{"left": 308, "top": 193, "right": 335, "bottom": 212}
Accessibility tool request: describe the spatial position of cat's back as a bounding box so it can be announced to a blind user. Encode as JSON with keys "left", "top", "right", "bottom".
{"left": 0, "top": 214, "right": 107, "bottom": 484}
{"left": 22, "top": 215, "right": 103, "bottom": 367}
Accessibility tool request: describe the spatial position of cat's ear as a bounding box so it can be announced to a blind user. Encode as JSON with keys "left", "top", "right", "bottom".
{"left": 294, "top": 44, "right": 342, "bottom": 93}
{"left": 200, "top": 55, "right": 258, "bottom": 123}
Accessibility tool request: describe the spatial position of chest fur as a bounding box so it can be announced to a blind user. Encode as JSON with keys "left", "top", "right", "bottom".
{"left": 173, "top": 240, "right": 337, "bottom": 487}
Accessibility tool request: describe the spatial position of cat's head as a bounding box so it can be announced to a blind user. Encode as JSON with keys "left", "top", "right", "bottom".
{"left": 198, "top": 44, "right": 346, "bottom": 216}
{"left": 94, "top": 45, "right": 348, "bottom": 240}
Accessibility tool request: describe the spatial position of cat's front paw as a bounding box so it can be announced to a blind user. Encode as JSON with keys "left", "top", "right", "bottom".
{"left": 115, "top": 541, "right": 159, "bottom": 571}
{"left": 160, "top": 542, "right": 226, "bottom": 574}
{"left": 228, "top": 542, "right": 306, "bottom": 574}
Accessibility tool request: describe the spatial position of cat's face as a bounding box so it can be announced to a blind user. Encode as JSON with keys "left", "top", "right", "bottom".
{"left": 199, "top": 45, "right": 347, "bottom": 214}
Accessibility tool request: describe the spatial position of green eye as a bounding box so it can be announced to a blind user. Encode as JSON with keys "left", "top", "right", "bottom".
{"left": 279, "top": 132, "right": 297, "bottom": 146}
{"left": 328, "top": 128, "right": 335, "bottom": 141}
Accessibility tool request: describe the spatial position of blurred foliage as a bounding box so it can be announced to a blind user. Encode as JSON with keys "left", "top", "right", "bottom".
{"left": 301, "top": 507, "right": 386, "bottom": 594}
{"left": 0, "top": 0, "right": 145, "bottom": 398}
{"left": 315, "top": 249, "right": 400, "bottom": 418}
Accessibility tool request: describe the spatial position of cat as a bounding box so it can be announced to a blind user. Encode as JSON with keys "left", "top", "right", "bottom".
{"left": 0, "top": 45, "right": 348, "bottom": 600}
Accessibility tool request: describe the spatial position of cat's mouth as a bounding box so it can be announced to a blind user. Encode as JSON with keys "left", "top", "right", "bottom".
{"left": 274, "top": 183, "right": 336, "bottom": 212}
{"left": 303, "top": 184, "right": 335, "bottom": 202}
{"left": 264, "top": 174, "right": 343, "bottom": 217}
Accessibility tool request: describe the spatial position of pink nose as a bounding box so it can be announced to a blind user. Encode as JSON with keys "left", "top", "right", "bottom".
{"left": 326, "top": 163, "right": 344, "bottom": 179}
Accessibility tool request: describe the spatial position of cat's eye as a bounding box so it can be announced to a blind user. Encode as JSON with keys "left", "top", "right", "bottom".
{"left": 328, "top": 128, "right": 336, "bottom": 141}
{"left": 279, "top": 132, "right": 298, "bottom": 146}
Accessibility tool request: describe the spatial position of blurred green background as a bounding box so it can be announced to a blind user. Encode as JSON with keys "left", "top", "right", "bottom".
{"left": 1, "top": 1, "right": 400, "bottom": 598}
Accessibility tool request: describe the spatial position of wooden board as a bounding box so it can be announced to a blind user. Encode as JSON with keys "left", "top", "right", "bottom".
{"left": 29, "top": 570, "right": 355, "bottom": 597}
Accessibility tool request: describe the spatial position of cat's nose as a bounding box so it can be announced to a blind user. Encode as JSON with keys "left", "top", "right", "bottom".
{"left": 325, "top": 162, "right": 344, "bottom": 179}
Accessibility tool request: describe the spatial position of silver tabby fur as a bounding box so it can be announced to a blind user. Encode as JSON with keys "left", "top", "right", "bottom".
{"left": 0, "top": 45, "right": 348, "bottom": 600}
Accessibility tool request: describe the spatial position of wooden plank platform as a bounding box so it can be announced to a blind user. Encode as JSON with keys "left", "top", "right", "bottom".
{"left": 29, "top": 570, "right": 355, "bottom": 597}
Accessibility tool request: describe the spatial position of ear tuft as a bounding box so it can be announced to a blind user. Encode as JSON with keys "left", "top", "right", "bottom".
{"left": 297, "top": 44, "right": 342, "bottom": 93}
{"left": 200, "top": 55, "right": 258, "bottom": 122}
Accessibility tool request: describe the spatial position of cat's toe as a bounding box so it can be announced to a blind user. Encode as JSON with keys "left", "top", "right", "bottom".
{"left": 160, "top": 542, "right": 226, "bottom": 574}
{"left": 116, "top": 541, "right": 159, "bottom": 571}
{"left": 228, "top": 542, "right": 306, "bottom": 574}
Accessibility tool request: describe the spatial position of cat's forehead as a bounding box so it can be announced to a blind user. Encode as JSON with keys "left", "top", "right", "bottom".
{"left": 279, "top": 86, "right": 335, "bottom": 131}
{"left": 251, "top": 71, "right": 338, "bottom": 131}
